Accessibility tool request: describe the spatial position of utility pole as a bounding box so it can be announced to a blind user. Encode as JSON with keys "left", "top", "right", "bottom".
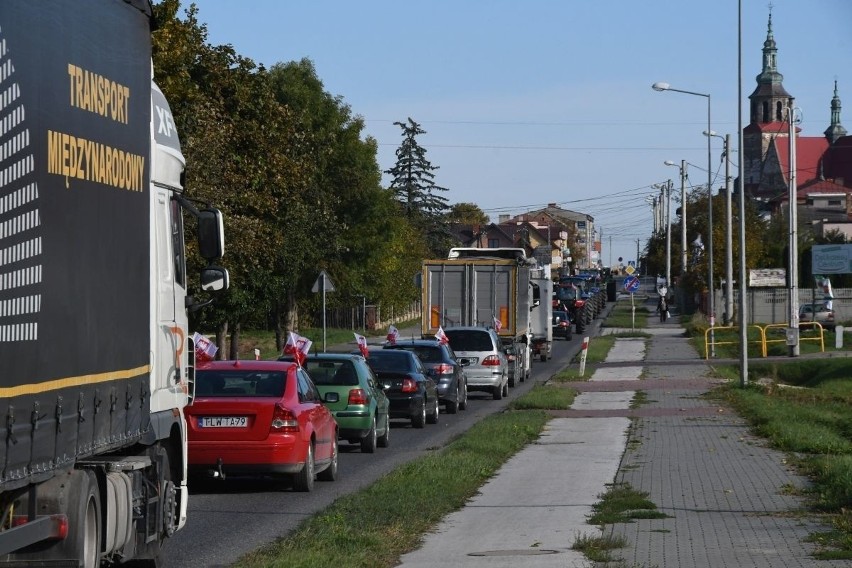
{"left": 724, "top": 135, "right": 733, "bottom": 325}
{"left": 788, "top": 107, "right": 800, "bottom": 356}
{"left": 666, "top": 179, "right": 672, "bottom": 288}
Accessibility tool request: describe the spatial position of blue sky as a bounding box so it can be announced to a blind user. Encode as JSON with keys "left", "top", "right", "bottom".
{"left": 180, "top": 0, "right": 851, "bottom": 266}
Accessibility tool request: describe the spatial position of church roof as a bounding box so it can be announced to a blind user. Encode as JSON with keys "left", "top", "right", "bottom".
{"left": 774, "top": 135, "right": 829, "bottom": 185}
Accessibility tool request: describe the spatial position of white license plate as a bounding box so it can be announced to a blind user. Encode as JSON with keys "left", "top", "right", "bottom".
{"left": 199, "top": 416, "right": 248, "bottom": 428}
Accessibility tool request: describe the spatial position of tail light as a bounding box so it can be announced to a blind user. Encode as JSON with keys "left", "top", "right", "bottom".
{"left": 433, "top": 363, "right": 454, "bottom": 376}
{"left": 575, "top": 300, "right": 586, "bottom": 308}
{"left": 401, "top": 377, "right": 418, "bottom": 393}
{"left": 348, "top": 388, "right": 368, "bottom": 405}
{"left": 271, "top": 403, "right": 299, "bottom": 432}
{"left": 481, "top": 355, "right": 501, "bottom": 366}
{"left": 505, "top": 353, "right": 516, "bottom": 362}
{"left": 559, "top": 321, "right": 569, "bottom": 328}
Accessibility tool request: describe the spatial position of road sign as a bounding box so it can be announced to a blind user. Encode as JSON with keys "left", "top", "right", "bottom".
{"left": 624, "top": 264, "right": 635, "bottom": 275}
{"left": 623, "top": 275, "right": 640, "bottom": 293}
{"left": 312, "top": 270, "right": 335, "bottom": 293}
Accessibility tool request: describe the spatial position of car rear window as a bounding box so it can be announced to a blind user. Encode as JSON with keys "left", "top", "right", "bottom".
{"left": 195, "top": 371, "right": 286, "bottom": 397}
{"left": 443, "top": 330, "right": 493, "bottom": 351}
{"left": 304, "top": 360, "right": 359, "bottom": 386}
{"left": 367, "top": 350, "right": 412, "bottom": 372}
{"left": 392, "top": 346, "right": 441, "bottom": 363}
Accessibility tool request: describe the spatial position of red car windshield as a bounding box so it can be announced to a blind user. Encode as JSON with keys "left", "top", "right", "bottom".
{"left": 195, "top": 370, "right": 286, "bottom": 397}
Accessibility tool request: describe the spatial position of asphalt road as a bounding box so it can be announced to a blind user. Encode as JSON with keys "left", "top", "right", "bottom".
{"left": 161, "top": 327, "right": 592, "bottom": 568}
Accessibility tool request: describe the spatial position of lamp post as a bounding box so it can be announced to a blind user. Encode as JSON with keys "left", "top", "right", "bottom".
{"left": 705, "top": 131, "right": 733, "bottom": 326}
{"left": 653, "top": 81, "right": 714, "bottom": 356}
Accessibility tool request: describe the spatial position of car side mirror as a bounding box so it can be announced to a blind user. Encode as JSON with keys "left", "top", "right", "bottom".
{"left": 324, "top": 392, "right": 340, "bottom": 404}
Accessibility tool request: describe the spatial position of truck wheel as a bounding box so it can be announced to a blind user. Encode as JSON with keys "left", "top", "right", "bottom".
{"left": 66, "top": 470, "right": 101, "bottom": 568}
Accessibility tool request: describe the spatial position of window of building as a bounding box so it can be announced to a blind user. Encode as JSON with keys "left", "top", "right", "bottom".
{"left": 488, "top": 238, "right": 500, "bottom": 248}
{"left": 829, "top": 199, "right": 841, "bottom": 206}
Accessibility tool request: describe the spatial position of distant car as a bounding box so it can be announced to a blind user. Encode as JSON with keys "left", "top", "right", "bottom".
{"left": 384, "top": 339, "right": 468, "bottom": 414}
{"left": 799, "top": 303, "right": 836, "bottom": 330}
{"left": 187, "top": 360, "right": 339, "bottom": 492}
{"left": 280, "top": 353, "right": 390, "bottom": 453}
{"left": 442, "top": 327, "right": 509, "bottom": 400}
{"left": 363, "top": 349, "right": 440, "bottom": 428}
{"left": 552, "top": 310, "right": 573, "bottom": 340}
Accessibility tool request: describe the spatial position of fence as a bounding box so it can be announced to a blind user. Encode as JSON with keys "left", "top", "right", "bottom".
{"left": 305, "top": 301, "right": 422, "bottom": 332}
{"left": 719, "top": 287, "right": 852, "bottom": 326}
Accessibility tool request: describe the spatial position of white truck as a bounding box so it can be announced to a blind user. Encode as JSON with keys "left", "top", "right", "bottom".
{"left": 422, "top": 248, "right": 540, "bottom": 385}
{"left": 529, "top": 266, "right": 554, "bottom": 362}
{"left": 0, "top": 2, "right": 228, "bottom": 565}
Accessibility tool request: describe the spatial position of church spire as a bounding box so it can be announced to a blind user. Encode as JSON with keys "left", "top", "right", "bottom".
{"left": 748, "top": 8, "right": 793, "bottom": 125}
{"left": 824, "top": 80, "right": 847, "bottom": 143}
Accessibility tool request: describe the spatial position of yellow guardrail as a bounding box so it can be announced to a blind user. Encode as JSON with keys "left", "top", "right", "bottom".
{"left": 703, "top": 324, "right": 753, "bottom": 359}
{"left": 703, "top": 322, "right": 826, "bottom": 359}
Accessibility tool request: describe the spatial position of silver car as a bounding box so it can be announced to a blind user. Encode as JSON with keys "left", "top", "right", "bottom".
{"left": 443, "top": 327, "right": 509, "bottom": 400}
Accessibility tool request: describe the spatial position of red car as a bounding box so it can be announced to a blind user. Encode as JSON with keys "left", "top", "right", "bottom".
{"left": 186, "top": 360, "right": 339, "bottom": 492}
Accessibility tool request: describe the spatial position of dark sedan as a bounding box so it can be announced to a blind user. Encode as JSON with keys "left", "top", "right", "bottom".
{"left": 552, "top": 310, "right": 573, "bottom": 340}
{"left": 363, "top": 349, "right": 439, "bottom": 428}
{"left": 383, "top": 339, "right": 468, "bottom": 414}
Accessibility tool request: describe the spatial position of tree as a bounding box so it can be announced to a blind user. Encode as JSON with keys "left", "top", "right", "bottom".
{"left": 447, "top": 202, "right": 489, "bottom": 225}
{"left": 385, "top": 118, "right": 453, "bottom": 256}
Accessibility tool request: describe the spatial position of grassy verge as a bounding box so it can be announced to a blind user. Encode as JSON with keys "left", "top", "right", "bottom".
{"left": 713, "top": 359, "right": 852, "bottom": 559}
{"left": 236, "top": 407, "right": 552, "bottom": 567}
{"left": 602, "top": 297, "right": 648, "bottom": 329}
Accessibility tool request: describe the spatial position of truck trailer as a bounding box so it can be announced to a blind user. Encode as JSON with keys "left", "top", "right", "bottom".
{"left": 422, "top": 248, "right": 540, "bottom": 384}
{"left": 529, "top": 266, "right": 553, "bottom": 362}
{"left": 0, "top": 2, "right": 228, "bottom": 565}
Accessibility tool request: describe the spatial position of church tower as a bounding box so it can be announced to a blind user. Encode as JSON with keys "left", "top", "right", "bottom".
{"left": 824, "top": 81, "right": 847, "bottom": 144}
{"left": 743, "top": 10, "right": 796, "bottom": 200}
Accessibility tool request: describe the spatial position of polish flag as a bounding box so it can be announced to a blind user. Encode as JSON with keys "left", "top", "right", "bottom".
{"left": 435, "top": 326, "right": 449, "bottom": 345}
{"left": 386, "top": 325, "right": 400, "bottom": 345}
{"left": 354, "top": 332, "right": 369, "bottom": 358}
{"left": 192, "top": 332, "right": 218, "bottom": 362}
{"left": 283, "top": 331, "right": 312, "bottom": 367}
{"left": 493, "top": 316, "right": 503, "bottom": 332}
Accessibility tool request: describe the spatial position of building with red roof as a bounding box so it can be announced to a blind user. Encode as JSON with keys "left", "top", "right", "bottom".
{"left": 744, "top": 12, "right": 851, "bottom": 233}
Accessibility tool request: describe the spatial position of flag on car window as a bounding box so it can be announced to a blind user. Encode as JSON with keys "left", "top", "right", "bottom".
{"left": 354, "top": 332, "right": 369, "bottom": 358}
{"left": 386, "top": 325, "right": 400, "bottom": 345}
{"left": 283, "top": 331, "right": 312, "bottom": 367}
{"left": 192, "top": 332, "right": 218, "bottom": 362}
{"left": 435, "top": 326, "right": 449, "bottom": 345}
{"left": 493, "top": 316, "right": 503, "bottom": 332}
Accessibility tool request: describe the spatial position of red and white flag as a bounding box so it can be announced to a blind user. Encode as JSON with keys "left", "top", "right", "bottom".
{"left": 354, "top": 332, "right": 369, "bottom": 358}
{"left": 192, "top": 332, "right": 218, "bottom": 362}
{"left": 283, "top": 331, "right": 312, "bottom": 367}
{"left": 435, "top": 326, "right": 449, "bottom": 345}
{"left": 386, "top": 325, "right": 400, "bottom": 345}
{"left": 492, "top": 316, "right": 503, "bottom": 332}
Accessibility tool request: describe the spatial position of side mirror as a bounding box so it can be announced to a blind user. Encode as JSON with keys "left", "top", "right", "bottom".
{"left": 201, "top": 266, "right": 229, "bottom": 292}
{"left": 324, "top": 392, "right": 340, "bottom": 403}
{"left": 198, "top": 208, "right": 225, "bottom": 261}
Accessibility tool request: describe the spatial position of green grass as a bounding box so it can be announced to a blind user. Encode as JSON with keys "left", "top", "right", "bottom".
{"left": 587, "top": 483, "right": 669, "bottom": 525}
{"left": 235, "top": 408, "right": 551, "bottom": 567}
{"left": 712, "top": 359, "right": 852, "bottom": 557}
{"left": 228, "top": 318, "right": 420, "bottom": 360}
{"left": 571, "top": 531, "right": 628, "bottom": 563}
{"left": 602, "top": 298, "right": 648, "bottom": 329}
{"left": 509, "top": 383, "right": 577, "bottom": 410}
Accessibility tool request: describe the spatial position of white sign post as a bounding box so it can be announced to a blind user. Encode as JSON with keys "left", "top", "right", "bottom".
{"left": 578, "top": 336, "right": 590, "bottom": 377}
{"left": 312, "top": 270, "right": 336, "bottom": 352}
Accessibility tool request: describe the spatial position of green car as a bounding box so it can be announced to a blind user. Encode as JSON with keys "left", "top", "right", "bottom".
{"left": 280, "top": 353, "right": 390, "bottom": 453}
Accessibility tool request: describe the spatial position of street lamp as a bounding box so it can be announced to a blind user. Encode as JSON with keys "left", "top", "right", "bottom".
{"left": 705, "top": 131, "right": 733, "bottom": 326}
{"left": 653, "top": 81, "right": 715, "bottom": 356}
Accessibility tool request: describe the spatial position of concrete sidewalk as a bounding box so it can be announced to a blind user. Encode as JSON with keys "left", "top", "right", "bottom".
{"left": 397, "top": 302, "right": 848, "bottom": 567}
